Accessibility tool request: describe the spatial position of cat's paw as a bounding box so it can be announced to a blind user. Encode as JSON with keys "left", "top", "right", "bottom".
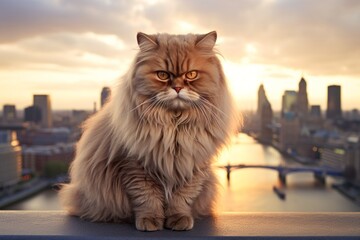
{"left": 165, "top": 214, "right": 194, "bottom": 231}
{"left": 135, "top": 217, "right": 164, "bottom": 231}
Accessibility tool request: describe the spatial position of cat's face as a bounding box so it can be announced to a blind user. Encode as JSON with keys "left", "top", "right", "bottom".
{"left": 133, "top": 32, "right": 223, "bottom": 112}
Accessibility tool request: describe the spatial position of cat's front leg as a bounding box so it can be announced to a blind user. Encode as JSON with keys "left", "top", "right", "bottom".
{"left": 124, "top": 169, "right": 165, "bottom": 231}
{"left": 132, "top": 184, "right": 164, "bottom": 231}
{"left": 165, "top": 176, "right": 204, "bottom": 231}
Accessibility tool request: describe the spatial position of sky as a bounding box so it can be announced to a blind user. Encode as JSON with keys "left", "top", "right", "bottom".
{"left": 0, "top": 0, "right": 360, "bottom": 111}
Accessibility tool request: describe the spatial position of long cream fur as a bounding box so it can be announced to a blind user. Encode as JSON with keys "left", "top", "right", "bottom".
{"left": 59, "top": 31, "right": 238, "bottom": 231}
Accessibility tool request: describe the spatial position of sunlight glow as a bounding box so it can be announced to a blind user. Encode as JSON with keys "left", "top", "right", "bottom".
{"left": 84, "top": 32, "right": 126, "bottom": 50}
{"left": 245, "top": 43, "right": 257, "bottom": 54}
{"left": 176, "top": 21, "right": 196, "bottom": 32}
{"left": 79, "top": 52, "right": 111, "bottom": 64}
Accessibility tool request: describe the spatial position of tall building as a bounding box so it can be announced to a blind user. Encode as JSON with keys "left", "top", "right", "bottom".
{"left": 309, "top": 105, "right": 322, "bottom": 119}
{"left": 33, "top": 95, "right": 52, "bottom": 128}
{"left": 101, "top": 87, "right": 111, "bottom": 108}
{"left": 296, "top": 77, "right": 309, "bottom": 119}
{"left": 257, "top": 84, "right": 273, "bottom": 143}
{"left": 279, "top": 115, "right": 300, "bottom": 152}
{"left": 260, "top": 99, "right": 273, "bottom": 144}
{"left": 2, "top": 104, "right": 16, "bottom": 123}
{"left": 326, "top": 85, "right": 342, "bottom": 120}
{"left": 281, "top": 90, "right": 297, "bottom": 117}
{"left": 345, "top": 137, "right": 360, "bottom": 186}
{"left": 24, "top": 106, "right": 42, "bottom": 124}
{"left": 0, "top": 130, "right": 22, "bottom": 188}
{"left": 257, "top": 84, "right": 267, "bottom": 117}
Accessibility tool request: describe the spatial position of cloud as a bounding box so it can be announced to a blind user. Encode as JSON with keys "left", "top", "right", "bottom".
{"left": 172, "top": 0, "right": 360, "bottom": 76}
{"left": 0, "top": 32, "right": 136, "bottom": 71}
{"left": 0, "top": 0, "right": 145, "bottom": 44}
{"left": 0, "top": 0, "right": 360, "bottom": 77}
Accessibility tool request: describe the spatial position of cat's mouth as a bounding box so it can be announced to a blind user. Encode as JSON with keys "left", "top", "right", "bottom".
{"left": 156, "top": 89, "right": 199, "bottom": 111}
{"left": 169, "top": 98, "right": 189, "bottom": 110}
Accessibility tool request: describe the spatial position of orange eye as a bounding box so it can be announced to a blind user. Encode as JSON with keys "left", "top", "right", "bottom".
{"left": 157, "top": 71, "right": 170, "bottom": 81}
{"left": 185, "top": 70, "right": 198, "bottom": 80}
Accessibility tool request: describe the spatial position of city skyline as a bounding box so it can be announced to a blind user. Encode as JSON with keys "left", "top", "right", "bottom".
{"left": 0, "top": 0, "right": 360, "bottom": 111}
{"left": 0, "top": 81, "right": 355, "bottom": 117}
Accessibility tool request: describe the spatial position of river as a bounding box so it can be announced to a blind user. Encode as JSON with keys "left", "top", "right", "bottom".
{"left": 4, "top": 133, "right": 360, "bottom": 212}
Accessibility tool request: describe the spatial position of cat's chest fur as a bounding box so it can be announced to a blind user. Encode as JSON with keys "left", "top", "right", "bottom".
{"left": 144, "top": 123, "right": 212, "bottom": 176}
{"left": 139, "top": 120, "right": 214, "bottom": 198}
{"left": 132, "top": 117, "right": 215, "bottom": 185}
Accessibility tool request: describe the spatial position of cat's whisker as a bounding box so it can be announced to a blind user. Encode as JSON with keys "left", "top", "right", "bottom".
{"left": 196, "top": 101, "right": 226, "bottom": 129}
{"left": 193, "top": 102, "right": 211, "bottom": 125}
{"left": 138, "top": 100, "right": 158, "bottom": 124}
{"left": 139, "top": 98, "right": 165, "bottom": 124}
{"left": 138, "top": 104, "right": 154, "bottom": 124}
{"left": 199, "top": 97, "right": 230, "bottom": 119}
{"left": 129, "top": 96, "right": 157, "bottom": 113}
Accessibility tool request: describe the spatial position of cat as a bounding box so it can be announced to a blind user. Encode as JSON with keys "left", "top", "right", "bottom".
{"left": 59, "top": 31, "right": 238, "bottom": 231}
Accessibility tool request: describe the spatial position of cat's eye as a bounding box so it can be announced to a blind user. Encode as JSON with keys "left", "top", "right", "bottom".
{"left": 157, "top": 71, "right": 170, "bottom": 81}
{"left": 185, "top": 70, "right": 198, "bottom": 80}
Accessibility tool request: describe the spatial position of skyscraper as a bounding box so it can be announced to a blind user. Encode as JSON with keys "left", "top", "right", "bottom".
{"left": 2, "top": 104, "right": 16, "bottom": 123}
{"left": 257, "top": 84, "right": 273, "bottom": 143}
{"left": 260, "top": 99, "right": 273, "bottom": 144}
{"left": 33, "top": 95, "right": 52, "bottom": 128}
{"left": 279, "top": 116, "right": 300, "bottom": 152}
{"left": 309, "top": 105, "right": 322, "bottom": 119}
{"left": 24, "top": 106, "right": 42, "bottom": 124}
{"left": 257, "top": 84, "right": 266, "bottom": 117}
{"left": 281, "top": 90, "right": 297, "bottom": 117}
{"left": 296, "top": 77, "right": 309, "bottom": 119}
{"left": 101, "top": 87, "right": 111, "bottom": 108}
{"left": 326, "top": 85, "right": 342, "bottom": 120}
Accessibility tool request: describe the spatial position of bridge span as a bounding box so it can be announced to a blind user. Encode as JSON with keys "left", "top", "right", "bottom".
{"left": 218, "top": 164, "right": 344, "bottom": 184}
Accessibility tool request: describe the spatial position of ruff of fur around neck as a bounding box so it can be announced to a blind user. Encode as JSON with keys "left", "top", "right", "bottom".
{"left": 107, "top": 81, "right": 218, "bottom": 191}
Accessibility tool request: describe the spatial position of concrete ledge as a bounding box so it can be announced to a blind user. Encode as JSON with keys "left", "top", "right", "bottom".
{"left": 0, "top": 211, "right": 360, "bottom": 239}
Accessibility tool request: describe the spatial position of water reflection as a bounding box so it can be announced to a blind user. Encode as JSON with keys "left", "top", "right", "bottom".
{"left": 4, "top": 133, "right": 360, "bottom": 212}
{"left": 4, "top": 187, "right": 60, "bottom": 210}
{"left": 215, "top": 133, "right": 360, "bottom": 212}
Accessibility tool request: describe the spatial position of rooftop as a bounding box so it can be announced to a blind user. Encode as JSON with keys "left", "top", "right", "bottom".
{"left": 0, "top": 211, "right": 360, "bottom": 239}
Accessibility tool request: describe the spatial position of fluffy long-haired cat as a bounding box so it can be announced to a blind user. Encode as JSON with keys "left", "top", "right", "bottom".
{"left": 59, "top": 31, "right": 237, "bottom": 231}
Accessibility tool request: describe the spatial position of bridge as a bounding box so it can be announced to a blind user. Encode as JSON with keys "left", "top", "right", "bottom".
{"left": 218, "top": 164, "right": 344, "bottom": 184}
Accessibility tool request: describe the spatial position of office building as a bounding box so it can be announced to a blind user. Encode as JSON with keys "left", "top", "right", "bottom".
{"left": 296, "top": 77, "right": 309, "bottom": 119}
{"left": 33, "top": 95, "right": 52, "bottom": 128}
{"left": 24, "top": 106, "right": 42, "bottom": 124}
{"left": 257, "top": 84, "right": 267, "bottom": 117}
{"left": 256, "top": 84, "right": 273, "bottom": 143}
{"left": 320, "top": 147, "right": 346, "bottom": 170}
{"left": 19, "top": 128, "right": 70, "bottom": 146}
{"left": 0, "top": 130, "right": 22, "bottom": 188}
{"left": 345, "top": 136, "right": 360, "bottom": 185}
{"left": 260, "top": 99, "right": 273, "bottom": 144}
{"left": 2, "top": 105, "right": 16, "bottom": 123}
{"left": 281, "top": 90, "right": 297, "bottom": 117}
{"left": 326, "top": 85, "right": 342, "bottom": 120}
{"left": 279, "top": 115, "right": 300, "bottom": 152}
{"left": 101, "top": 87, "right": 111, "bottom": 108}
{"left": 22, "top": 143, "right": 74, "bottom": 176}
{"left": 309, "top": 105, "right": 322, "bottom": 119}
{"left": 307, "top": 105, "right": 323, "bottom": 128}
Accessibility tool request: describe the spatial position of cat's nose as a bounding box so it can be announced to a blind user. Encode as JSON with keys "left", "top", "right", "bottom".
{"left": 173, "top": 87, "right": 183, "bottom": 93}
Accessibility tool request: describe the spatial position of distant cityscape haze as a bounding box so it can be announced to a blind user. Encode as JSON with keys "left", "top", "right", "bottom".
{"left": 0, "top": 1, "right": 360, "bottom": 111}
{"left": 1, "top": 78, "right": 360, "bottom": 210}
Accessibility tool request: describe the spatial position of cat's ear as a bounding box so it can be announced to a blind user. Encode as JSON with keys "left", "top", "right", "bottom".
{"left": 137, "top": 32, "right": 158, "bottom": 51}
{"left": 195, "top": 31, "right": 217, "bottom": 50}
